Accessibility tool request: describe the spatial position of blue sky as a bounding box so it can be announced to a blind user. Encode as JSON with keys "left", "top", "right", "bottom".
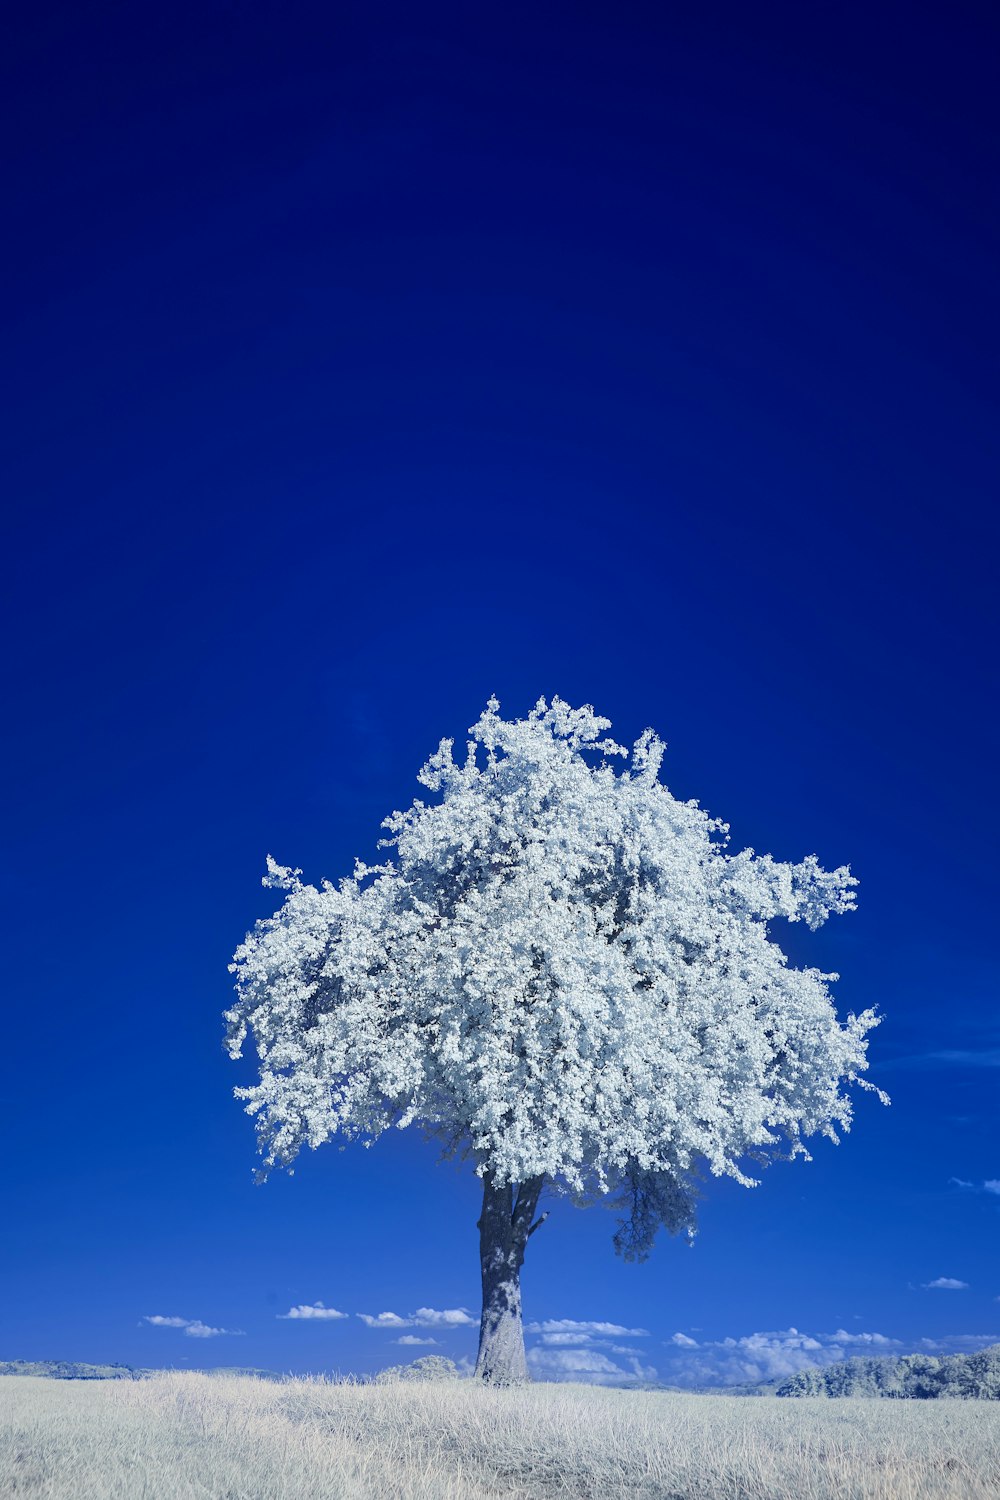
{"left": 2, "top": 1, "right": 998, "bottom": 1386}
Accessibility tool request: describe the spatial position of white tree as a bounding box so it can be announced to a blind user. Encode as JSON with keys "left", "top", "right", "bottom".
{"left": 227, "top": 697, "right": 883, "bottom": 1384}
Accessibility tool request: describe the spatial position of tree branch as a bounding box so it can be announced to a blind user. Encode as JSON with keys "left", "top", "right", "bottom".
{"left": 526, "top": 1211, "right": 549, "bottom": 1239}
{"left": 511, "top": 1176, "right": 545, "bottom": 1246}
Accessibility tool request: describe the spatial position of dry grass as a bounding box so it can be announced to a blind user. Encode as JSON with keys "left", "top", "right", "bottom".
{"left": 2, "top": 1371, "right": 999, "bottom": 1499}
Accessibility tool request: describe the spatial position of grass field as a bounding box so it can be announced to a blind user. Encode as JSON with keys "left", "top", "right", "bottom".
{"left": 2, "top": 1371, "right": 998, "bottom": 1499}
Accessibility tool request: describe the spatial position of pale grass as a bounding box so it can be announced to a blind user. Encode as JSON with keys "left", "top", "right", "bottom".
{"left": 2, "top": 1372, "right": 999, "bottom": 1499}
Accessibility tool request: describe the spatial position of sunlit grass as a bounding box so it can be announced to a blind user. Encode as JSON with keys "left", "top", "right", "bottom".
{"left": 2, "top": 1371, "right": 999, "bottom": 1498}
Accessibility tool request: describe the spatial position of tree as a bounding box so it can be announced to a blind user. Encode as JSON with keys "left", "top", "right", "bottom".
{"left": 778, "top": 1346, "right": 1000, "bottom": 1399}
{"left": 226, "top": 697, "right": 883, "bottom": 1384}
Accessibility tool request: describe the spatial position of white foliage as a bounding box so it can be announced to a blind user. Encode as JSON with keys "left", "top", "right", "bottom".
{"left": 227, "top": 697, "right": 882, "bottom": 1258}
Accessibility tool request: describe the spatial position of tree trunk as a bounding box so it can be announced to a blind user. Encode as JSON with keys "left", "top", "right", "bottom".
{"left": 474, "top": 1171, "right": 545, "bottom": 1384}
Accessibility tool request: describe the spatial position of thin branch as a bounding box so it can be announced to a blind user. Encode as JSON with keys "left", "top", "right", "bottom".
{"left": 526, "top": 1211, "right": 549, "bottom": 1239}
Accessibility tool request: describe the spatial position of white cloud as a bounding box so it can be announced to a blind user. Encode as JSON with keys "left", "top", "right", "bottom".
{"left": 394, "top": 1335, "right": 439, "bottom": 1346}
{"left": 524, "top": 1319, "right": 649, "bottom": 1338}
{"left": 923, "top": 1278, "right": 969, "bottom": 1290}
{"left": 949, "top": 1177, "right": 1000, "bottom": 1196}
{"left": 917, "top": 1333, "right": 1000, "bottom": 1352}
{"left": 184, "top": 1321, "right": 240, "bottom": 1340}
{"left": 143, "top": 1315, "right": 242, "bottom": 1338}
{"left": 658, "top": 1327, "right": 903, "bottom": 1388}
{"left": 533, "top": 1350, "right": 623, "bottom": 1375}
{"left": 278, "top": 1302, "right": 349, "bottom": 1320}
{"left": 892, "top": 1049, "right": 1000, "bottom": 1068}
{"left": 411, "top": 1307, "right": 477, "bottom": 1328}
{"left": 527, "top": 1347, "right": 657, "bottom": 1385}
{"left": 828, "top": 1329, "right": 894, "bottom": 1346}
{"left": 521, "top": 1314, "right": 658, "bottom": 1384}
{"left": 524, "top": 1316, "right": 656, "bottom": 1385}
{"left": 357, "top": 1307, "right": 476, "bottom": 1330}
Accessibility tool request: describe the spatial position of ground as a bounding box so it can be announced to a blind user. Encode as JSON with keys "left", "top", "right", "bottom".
{"left": 2, "top": 1371, "right": 998, "bottom": 1498}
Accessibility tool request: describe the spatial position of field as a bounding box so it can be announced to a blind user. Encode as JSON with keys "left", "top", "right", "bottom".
{"left": 2, "top": 1372, "right": 999, "bottom": 1499}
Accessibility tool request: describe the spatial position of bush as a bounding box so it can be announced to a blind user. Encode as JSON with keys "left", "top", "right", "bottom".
{"left": 374, "top": 1355, "right": 460, "bottom": 1384}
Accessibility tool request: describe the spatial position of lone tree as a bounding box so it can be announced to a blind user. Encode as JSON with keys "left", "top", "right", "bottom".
{"left": 227, "top": 697, "right": 882, "bottom": 1384}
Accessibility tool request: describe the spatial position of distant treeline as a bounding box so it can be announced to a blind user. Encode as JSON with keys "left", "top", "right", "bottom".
{"left": 0, "top": 1360, "right": 289, "bottom": 1382}
{"left": 778, "top": 1345, "right": 1000, "bottom": 1399}
{"left": 0, "top": 1360, "right": 143, "bottom": 1380}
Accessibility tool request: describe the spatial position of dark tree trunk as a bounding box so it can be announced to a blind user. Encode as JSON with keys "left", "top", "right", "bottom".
{"left": 474, "top": 1171, "right": 546, "bottom": 1384}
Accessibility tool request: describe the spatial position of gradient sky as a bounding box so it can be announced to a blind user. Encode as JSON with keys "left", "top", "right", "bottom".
{"left": 3, "top": 1, "right": 998, "bottom": 1386}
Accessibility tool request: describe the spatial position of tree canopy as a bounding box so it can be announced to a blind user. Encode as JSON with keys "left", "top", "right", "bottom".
{"left": 778, "top": 1346, "right": 1000, "bottom": 1399}
{"left": 226, "top": 696, "right": 881, "bottom": 1262}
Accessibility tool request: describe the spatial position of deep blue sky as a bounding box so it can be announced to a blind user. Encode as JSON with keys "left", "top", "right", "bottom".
{"left": 3, "top": 1, "right": 998, "bottom": 1386}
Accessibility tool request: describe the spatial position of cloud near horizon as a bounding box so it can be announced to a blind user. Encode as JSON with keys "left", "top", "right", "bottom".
{"left": 523, "top": 1316, "right": 655, "bottom": 1384}
{"left": 143, "top": 1315, "right": 242, "bottom": 1339}
{"left": 923, "top": 1278, "right": 970, "bottom": 1290}
{"left": 525, "top": 1319, "right": 649, "bottom": 1339}
{"left": 918, "top": 1334, "right": 1000, "bottom": 1351}
{"left": 657, "top": 1327, "right": 901, "bottom": 1387}
{"left": 656, "top": 1327, "right": 1000, "bottom": 1388}
{"left": 527, "top": 1346, "right": 657, "bottom": 1385}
